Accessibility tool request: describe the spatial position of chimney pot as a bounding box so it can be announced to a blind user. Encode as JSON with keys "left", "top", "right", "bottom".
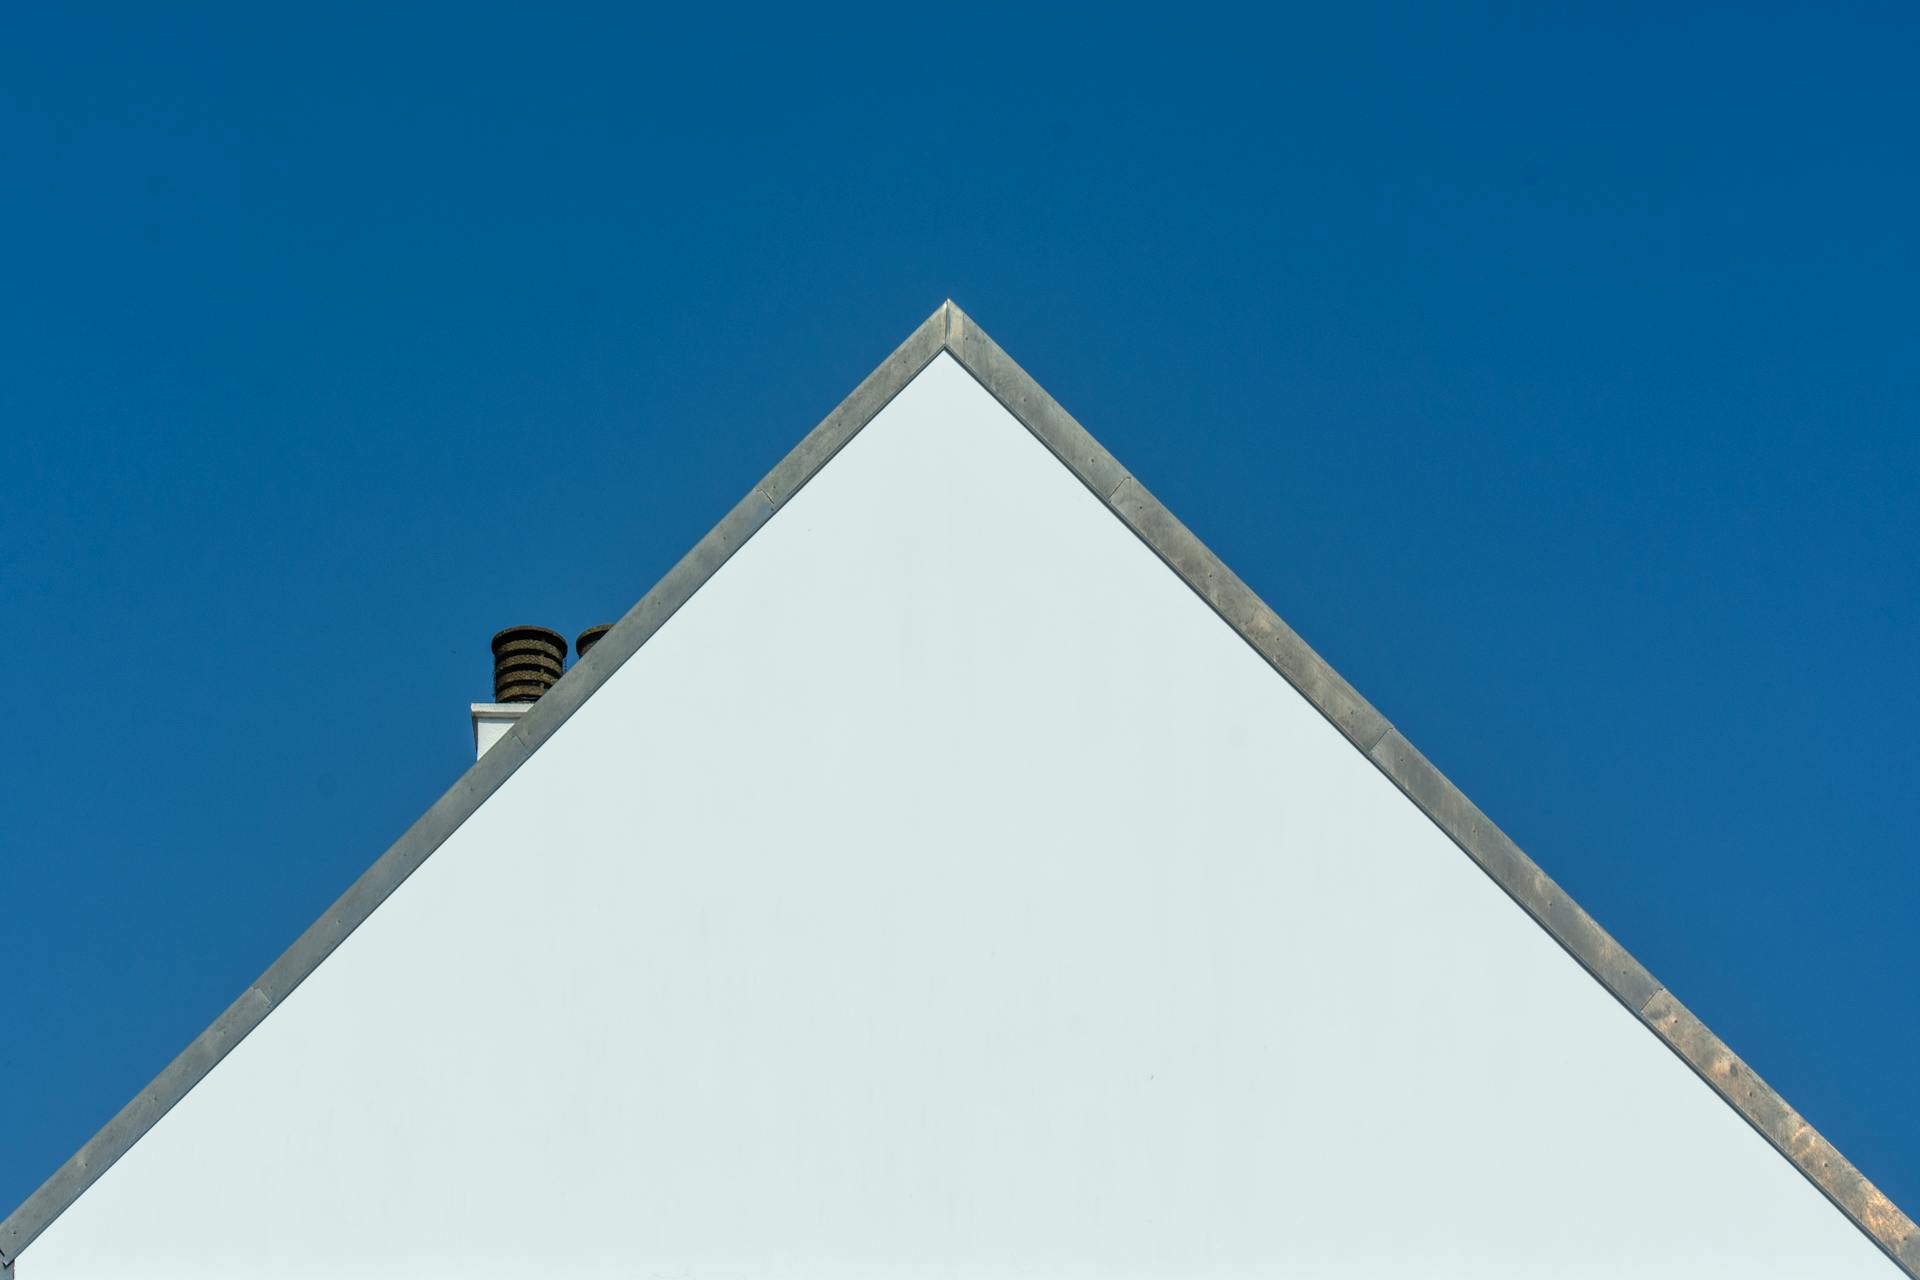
{"left": 575, "top": 624, "right": 613, "bottom": 660}
{"left": 490, "top": 625, "right": 567, "bottom": 703}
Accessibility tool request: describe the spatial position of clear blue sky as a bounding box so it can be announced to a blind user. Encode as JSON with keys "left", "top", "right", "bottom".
{"left": 4, "top": 1, "right": 1916, "bottom": 1232}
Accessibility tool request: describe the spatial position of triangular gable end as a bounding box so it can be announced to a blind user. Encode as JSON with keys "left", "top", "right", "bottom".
{"left": 3, "top": 302, "right": 1913, "bottom": 1276}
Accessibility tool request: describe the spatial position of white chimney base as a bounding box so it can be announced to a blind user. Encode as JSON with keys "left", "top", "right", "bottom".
{"left": 470, "top": 703, "right": 532, "bottom": 759}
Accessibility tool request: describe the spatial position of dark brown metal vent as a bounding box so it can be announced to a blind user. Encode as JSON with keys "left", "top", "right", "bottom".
{"left": 491, "top": 625, "right": 567, "bottom": 703}
{"left": 575, "top": 624, "right": 613, "bottom": 660}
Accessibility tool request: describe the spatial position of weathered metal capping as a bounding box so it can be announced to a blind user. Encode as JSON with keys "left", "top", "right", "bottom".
{"left": 0, "top": 725, "right": 540, "bottom": 1263}
{"left": 0, "top": 308, "right": 968, "bottom": 1266}
{"left": 0, "top": 314, "right": 951, "bottom": 1262}
{"left": 534, "top": 311, "right": 949, "bottom": 750}
{"left": 5, "top": 301, "right": 1913, "bottom": 1277}
{"left": 939, "top": 308, "right": 1915, "bottom": 1276}
{"left": 514, "top": 489, "right": 777, "bottom": 753}
{"left": 0, "top": 986, "right": 268, "bottom": 1263}
{"left": 256, "top": 733, "right": 534, "bottom": 1005}
{"left": 1641, "top": 989, "right": 1920, "bottom": 1271}
{"left": 1106, "top": 476, "right": 1392, "bottom": 754}
{"left": 942, "top": 314, "right": 1393, "bottom": 757}
{"left": 757, "top": 304, "right": 949, "bottom": 511}
{"left": 1366, "top": 729, "right": 1663, "bottom": 1011}
{"left": 945, "top": 306, "right": 1133, "bottom": 502}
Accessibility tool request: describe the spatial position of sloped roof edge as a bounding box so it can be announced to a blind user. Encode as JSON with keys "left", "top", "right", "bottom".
{"left": 4, "top": 302, "right": 1912, "bottom": 1273}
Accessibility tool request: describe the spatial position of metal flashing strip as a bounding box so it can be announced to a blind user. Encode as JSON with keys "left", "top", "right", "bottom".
{"left": 937, "top": 310, "right": 1917, "bottom": 1276}
{"left": 3, "top": 301, "right": 1912, "bottom": 1274}
{"left": 0, "top": 306, "right": 947, "bottom": 1265}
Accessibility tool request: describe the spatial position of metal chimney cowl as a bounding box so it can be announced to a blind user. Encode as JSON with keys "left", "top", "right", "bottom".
{"left": 490, "top": 625, "right": 567, "bottom": 703}
{"left": 472, "top": 625, "right": 567, "bottom": 760}
{"left": 575, "top": 624, "right": 613, "bottom": 659}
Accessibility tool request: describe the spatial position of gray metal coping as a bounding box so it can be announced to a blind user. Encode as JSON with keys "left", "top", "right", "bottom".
{"left": 3, "top": 301, "right": 1913, "bottom": 1275}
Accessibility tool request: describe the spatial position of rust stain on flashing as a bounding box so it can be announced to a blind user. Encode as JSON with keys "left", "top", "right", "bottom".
{"left": 1641, "top": 989, "right": 1917, "bottom": 1267}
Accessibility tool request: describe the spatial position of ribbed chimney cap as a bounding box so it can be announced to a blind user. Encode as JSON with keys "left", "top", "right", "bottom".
{"left": 575, "top": 624, "right": 613, "bottom": 659}
{"left": 490, "top": 625, "right": 567, "bottom": 703}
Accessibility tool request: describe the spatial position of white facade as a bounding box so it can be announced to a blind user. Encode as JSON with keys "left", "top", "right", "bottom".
{"left": 13, "top": 345, "right": 1902, "bottom": 1277}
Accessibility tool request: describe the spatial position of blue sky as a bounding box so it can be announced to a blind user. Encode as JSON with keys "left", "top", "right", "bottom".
{"left": 4, "top": 0, "right": 1916, "bottom": 1235}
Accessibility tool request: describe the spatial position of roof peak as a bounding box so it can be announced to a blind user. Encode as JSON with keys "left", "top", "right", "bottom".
{"left": 5, "top": 304, "right": 1912, "bottom": 1274}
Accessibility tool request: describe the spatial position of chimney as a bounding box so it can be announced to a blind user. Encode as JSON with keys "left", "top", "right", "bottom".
{"left": 575, "top": 624, "right": 613, "bottom": 660}
{"left": 472, "top": 625, "right": 567, "bottom": 759}
{"left": 491, "top": 625, "right": 567, "bottom": 701}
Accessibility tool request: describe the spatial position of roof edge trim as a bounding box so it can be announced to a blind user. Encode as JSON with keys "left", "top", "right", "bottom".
{"left": 935, "top": 311, "right": 1916, "bottom": 1276}
{"left": 5, "top": 300, "right": 1913, "bottom": 1275}
{"left": 0, "top": 303, "right": 950, "bottom": 1264}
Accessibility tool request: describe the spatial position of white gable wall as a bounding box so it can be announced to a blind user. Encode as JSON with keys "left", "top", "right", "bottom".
{"left": 22, "top": 354, "right": 1895, "bottom": 1277}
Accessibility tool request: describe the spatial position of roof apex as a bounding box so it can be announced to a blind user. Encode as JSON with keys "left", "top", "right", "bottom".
{"left": 6, "top": 302, "right": 1914, "bottom": 1274}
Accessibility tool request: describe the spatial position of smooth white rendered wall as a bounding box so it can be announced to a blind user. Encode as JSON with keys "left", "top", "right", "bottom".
{"left": 23, "top": 354, "right": 1896, "bottom": 1278}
